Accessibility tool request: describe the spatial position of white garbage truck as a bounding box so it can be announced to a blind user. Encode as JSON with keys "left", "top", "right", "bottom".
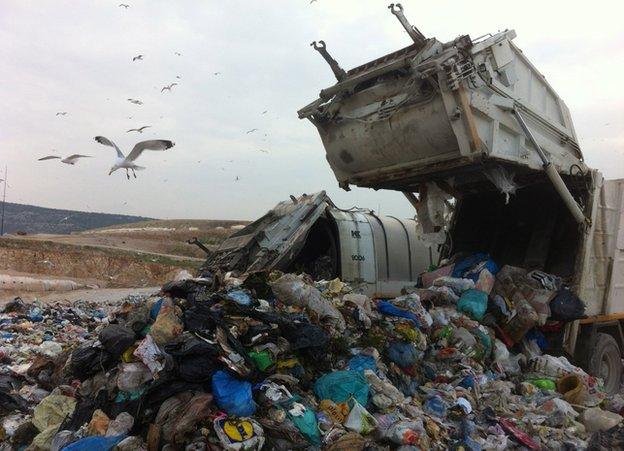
{"left": 294, "top": 4, "right": 624, "bottom": 392}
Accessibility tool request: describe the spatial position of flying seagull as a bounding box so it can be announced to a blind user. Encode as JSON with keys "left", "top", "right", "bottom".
{"left": 38, "top": 154, "right": 91, "bottom": 165}
{"left": 259, "top": 149, "right": 269, "bottom": 153}
{"left": 213, "top": 72, "right": 221, "bottom": 76}
{"left": 119, "top": 3, "right": 130, "bottom": 8}
{"left": 94, "top": 136, "right": 175, "bottom": 179}
{"left": 127, "top": 98, "right": 143, "bottom": 105}
{"left": 176, "top": 75, "right": 182, "bottom": 79}
{"left": 56, "top": 112, "right": 67, "bottom": 116}
{"left": 126, "top": 125, "right": 152, "bottom": 133}
{"left": 246, "top": 128, "right": 258, "bottom": 134}
{"left": 261, "top": 110, "right": 267, "bottom": 114}
{"left": 161, "top": 83, "right": 178, "bottom": 93}
{"left": 174, "top": 52, "right": 182, "bottom": 56}
{"left": 132, "top": 55, "right": 143, "bottom": 61}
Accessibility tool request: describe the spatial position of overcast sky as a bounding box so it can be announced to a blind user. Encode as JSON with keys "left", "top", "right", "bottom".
{"left": 1, "top": 0, "right": 623, "bottom": 221}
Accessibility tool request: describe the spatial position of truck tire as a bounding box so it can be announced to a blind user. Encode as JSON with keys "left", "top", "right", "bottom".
{"left": 588, "top": 333, "right": 622, "bottom": 394}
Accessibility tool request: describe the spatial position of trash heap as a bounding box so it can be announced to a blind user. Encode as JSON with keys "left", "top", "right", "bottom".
{"left": 1, "top": 255, "right": 624, "bottom": 450}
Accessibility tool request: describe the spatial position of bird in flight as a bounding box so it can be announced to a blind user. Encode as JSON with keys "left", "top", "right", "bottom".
{"left": 310, "top": 0, "right": 318, "bottom": 3}
{"left": 132, "top": 55, "right": 143, "bottom": 61}
{"left": 235, "top": 176, "right": 240, "bottom": 181}
{"left": 259, "top": 149, "right": 269, "bottom": 153}
{"left": 127, "top": 98, "right": 143, "bottom": 105}
{"left": 261, "top": 110, "right": 267, "bottom": 114}
{"left": 246, "top": 128, "right": 258, "bottom": 134}
{"left": 161, "top": 83, "right": 178, "bottom": 93}
{"left": 176, "top": 75, "right": 182, "bottom": 79}
{"left": 213, "top": 72, "right": 221, "bottom": 76}
{"left": 126, "top": 125, "right": 152, "bottom": 133}
{"left": 94, "top": 136, "right": 175, "bottom": 179}
{"left": 38, "top": 154, "right": 91, "bottom": 165}
{"left": 119, "top": 3, "right": 130, "bottom": 8}
{"left": 174, "top": 52, "right": 182, "bottom": 56}
{"left": 56, "top": 112, "right": 67, "bottom": 116}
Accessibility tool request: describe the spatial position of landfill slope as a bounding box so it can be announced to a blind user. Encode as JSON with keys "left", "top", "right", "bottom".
{"left": 0, "top": 237, "right": 199, "bottom": 293}
{"left": 1, "top": 255, "right": 623, "bottom": 449}
{"left": 16, "top": 219, "right": 249, "bottom": 259}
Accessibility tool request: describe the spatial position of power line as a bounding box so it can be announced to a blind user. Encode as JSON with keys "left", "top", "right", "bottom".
{"left": 0, "top": 166, "right": 7, "bottom": 236}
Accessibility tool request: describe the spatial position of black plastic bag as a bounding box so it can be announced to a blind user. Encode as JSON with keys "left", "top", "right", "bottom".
{"left": 549, "top": 289, "right": 586, "bottom": 321}
{"left": 99, "top": 324, "right": 136, "bottom": 357}
{"left": 280, "top": 322, "right": 328, "bottom": 351}
{"left": 183, "top": 301, "right": 220, "bottom": 333}
{"left": 162, "top": 279, "right": 213, "bottom": 304}
{"left": 60, "top": 390, "right": 108, "bottom": 432}
{"left": 69, "top": 344, "right": 114, "bottom": 380}
{"left": 165, "top": 336, "right": 220, "bottom": 383}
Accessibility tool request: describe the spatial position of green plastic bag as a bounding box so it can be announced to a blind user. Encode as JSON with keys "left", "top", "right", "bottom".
{"left": 314, "top": 370, "right": 369, "bottom": 406}
{"left": 249, "top": 350, "right": 273, "bottom": 371}
{"left": 280, "top": 396, "right": 321, "bottom": 445}
{"left": 457, "top": 289, "right": 488, "bottom": 321}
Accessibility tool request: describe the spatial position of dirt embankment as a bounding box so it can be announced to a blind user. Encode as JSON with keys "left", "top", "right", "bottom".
{"left": 0, "top": 237, "right": 200, "bottom": 289}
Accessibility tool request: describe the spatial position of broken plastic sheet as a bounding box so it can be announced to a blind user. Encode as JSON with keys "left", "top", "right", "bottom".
{"left": 485, "top": 166, "right": 518, "bottom": 204}
{"left": 413, "top": 182, "right": 452, "bottom": 245}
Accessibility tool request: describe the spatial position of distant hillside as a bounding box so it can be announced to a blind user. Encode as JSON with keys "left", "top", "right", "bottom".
{"left": 0, "top": 202, "right": 153, "bottom": 234}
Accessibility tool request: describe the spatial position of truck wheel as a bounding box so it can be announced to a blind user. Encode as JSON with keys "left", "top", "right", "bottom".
{"left": 588, "top": 333, "right": 622, "bottom": 394}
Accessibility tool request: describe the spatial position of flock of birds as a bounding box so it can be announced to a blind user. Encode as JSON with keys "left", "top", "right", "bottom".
{"left": 36, "top": 4, "right": 185, "bottom": 180}
{"left": 38, "top": 1, "right": 282, "bottom": 183}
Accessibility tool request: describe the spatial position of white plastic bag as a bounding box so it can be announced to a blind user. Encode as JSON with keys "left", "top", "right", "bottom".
{"left": 582, "top": 407, "right": 623, "bottom": 432}
{"left": 344, "top": 399, "right": 377, "bottom": 434}
{"left": 271, "top": 274, "right": 346, "bottom": 331}
{"left": 485, "top": 166, "right": 517, "bottom": 204}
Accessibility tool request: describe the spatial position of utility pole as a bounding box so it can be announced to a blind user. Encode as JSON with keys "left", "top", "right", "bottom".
{"left": 0, "top": 166, "right": 6, "bottom": 236}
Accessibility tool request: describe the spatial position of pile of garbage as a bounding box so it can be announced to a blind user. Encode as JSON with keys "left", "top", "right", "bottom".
{"left": 1, "top": 254, "right": 623, "bottom": 450}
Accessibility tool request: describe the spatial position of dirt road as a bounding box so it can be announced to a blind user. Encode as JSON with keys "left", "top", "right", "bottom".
{"left": 0, "top": 286, "right": 160, "bottom": 305}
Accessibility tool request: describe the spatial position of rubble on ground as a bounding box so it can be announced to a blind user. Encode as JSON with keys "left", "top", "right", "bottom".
{"left": 0, "top": 254, "right": 622, "bottom": 450}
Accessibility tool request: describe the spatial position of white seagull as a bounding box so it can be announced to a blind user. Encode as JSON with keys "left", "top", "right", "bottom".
{"left": 132, "top": 54, "right": 143, "bottom": 61}
{"left": 126, "top": 125, "right": 151, "bottom": 133}
{"left": 38, "top": 154, "right": 91, "bottom": 165}
{"left": 161, "top": 83, "right": 178, "bottom": 93}
{"left": 127, "top": 98, "right": 143, "bottom": 105}
{"left": 94, "top": 136, "right": 175, "bottom": 179}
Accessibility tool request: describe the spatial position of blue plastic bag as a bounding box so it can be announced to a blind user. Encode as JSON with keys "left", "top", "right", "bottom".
{"left": 149, "top": 298, "right": 163, "bottom": 319}
{"left": 29, "top": 307, "right": 43, "bottom": 322}
{"left": 453, "top": 253, "right": 499, "bottom": 282}
{"left": 376, "top": 300, "right": 421, "bottom": 327}
{"left": 61, "top": 435, "right": 126, "bottom": 451}
{"left": 459, "top": 375, "right": 475, "bottom": 389}
{"left": 457, "top": 289, "right": 488, "bottom": 321}
{"left": 386, "top": 341, "right": 421, "bottom": 367}
{"left": 314, "top": 370, "right": 369, "bottom": 406}
{"left": 423, "top": 395, "right": 447, "bottom": 417}
{"left": 525, "top": 329, "right": 548, "bottom": 350}
{"left": 212, "top": 370, "right": 256, "bottom": 416}
{"left": 225, "top": 289, "right": 253, "bottom": 306}
{"left": 348, "top": 355, "right": 377, "bottom": 373}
